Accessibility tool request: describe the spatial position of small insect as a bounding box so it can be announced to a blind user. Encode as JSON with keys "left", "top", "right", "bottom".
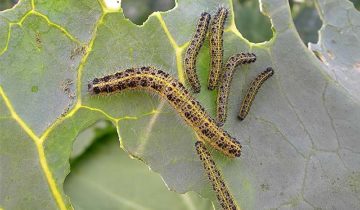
{"left": 195, "top": 141, "right": 239, "bottom": 210}
{"left": 35, "top": 32, "right": 42, "bottom": 48}
{"left": 216, "top": 52, "right": 256, "bottom": 126}
{"left": 184, "top": 12, "right": 211, "bottom": 93}
{"left": 238, "top": 67, "right": 274, "bottom": 121}
{"left": 208, "top": 7, "right": 228, "bottom": 90}
{"left": 70, "top": 45, "right": 87, "bottom": 60}
{"left": 88, "top": 67, "right": 242, "bottom": 158}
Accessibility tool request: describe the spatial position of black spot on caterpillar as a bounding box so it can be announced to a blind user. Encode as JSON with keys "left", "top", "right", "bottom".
{"left": 208, "top": 7, "right": 228, "bottom": 90}
{"left": 216, "top": 53, "right": 257, "bottom": 126}
{"left": 88, "top": 67, "right": 242, "bottom": 158}
{"left": 195, "top": 141, "right": 239, "bottom": 210}
{"left": 238, "top": 67, "right": 274, "bottom": 121}
{"left": 184, "top": 12, "right": 211, "bottom": 93}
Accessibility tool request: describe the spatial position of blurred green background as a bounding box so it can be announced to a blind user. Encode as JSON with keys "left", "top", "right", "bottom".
{"left": 1, "top": 0, "right": 359, "bottom": 209}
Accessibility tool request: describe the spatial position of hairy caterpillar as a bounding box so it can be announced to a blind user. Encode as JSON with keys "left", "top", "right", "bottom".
{"left": 238, "top": 67, "right": 274, "bottom": 121}
{"left": 88, "top": 67, "right": 242, "bottom": 158}
{"left": 216, "top": 53, "right": 257, "bottom": 126}
{"left": 184, "top": 12, "right": 211, "bottom": 93}
{"left": 195, "top": 141, "right": 239, "bottom": 210}
{"left": 208, "top": 7, "right": 228, "bottom": 90}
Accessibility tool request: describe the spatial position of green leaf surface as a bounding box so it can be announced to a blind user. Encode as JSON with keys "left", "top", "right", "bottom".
{"left": 1, "top": 0, "right": 360, "bottom": 210}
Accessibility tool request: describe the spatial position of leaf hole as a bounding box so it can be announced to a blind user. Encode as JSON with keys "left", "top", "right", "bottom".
{"left": 349, "top": 0, "right": 360, "bottom": 12}
{"left": 103, "top": 0, "right": 121, "bottom": 11}
{"left": 122, "top": 0, "right": 175, "bottom": 25}
{"left": 232, "top": 0, "right": 273, "bottom": 43}
{"left": 0, "top": 0, "right": 18, "bottom": 11}
{"left": 64, "top": 120, "right": 210, "bottom": 208}
{"left": 67, "top": 121, "right": 116, "bottom": 161}
{"left": 290, "top": 0, "right": 322, "bottom": 46}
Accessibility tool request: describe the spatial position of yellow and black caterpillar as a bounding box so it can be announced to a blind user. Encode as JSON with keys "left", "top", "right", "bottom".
{"left": 238, "top": 67, "right": 274, "bottom": 120}
{"left": 208, "top": 7, "right": 228, "bottom": 90}
{"left": 88, "top": 66, "right": 242, "bottom": 158}
{"left": 184, "top": 12, "right": 211, "bottom": 93}
{"left": 195, "top": 141, "right": 239, "bottom": 210}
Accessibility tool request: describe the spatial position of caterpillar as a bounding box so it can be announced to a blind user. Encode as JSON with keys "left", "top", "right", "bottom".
{"left": 216, "top": 53, "right": 257, "bottom": 126}
{"left": 238, "top": 67, "right": 274, "bottom": 121}
{"left": 208, "top": 7, "right": 228, "bottom": 90}
{"left": 195, "top": 141, "right": 239, "bottom": 210}
{"left": 88, "top": 67, "right": 242, "bottom": 158}
{"left": 184, "top": 12, "right": 211, "bottom": 93}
